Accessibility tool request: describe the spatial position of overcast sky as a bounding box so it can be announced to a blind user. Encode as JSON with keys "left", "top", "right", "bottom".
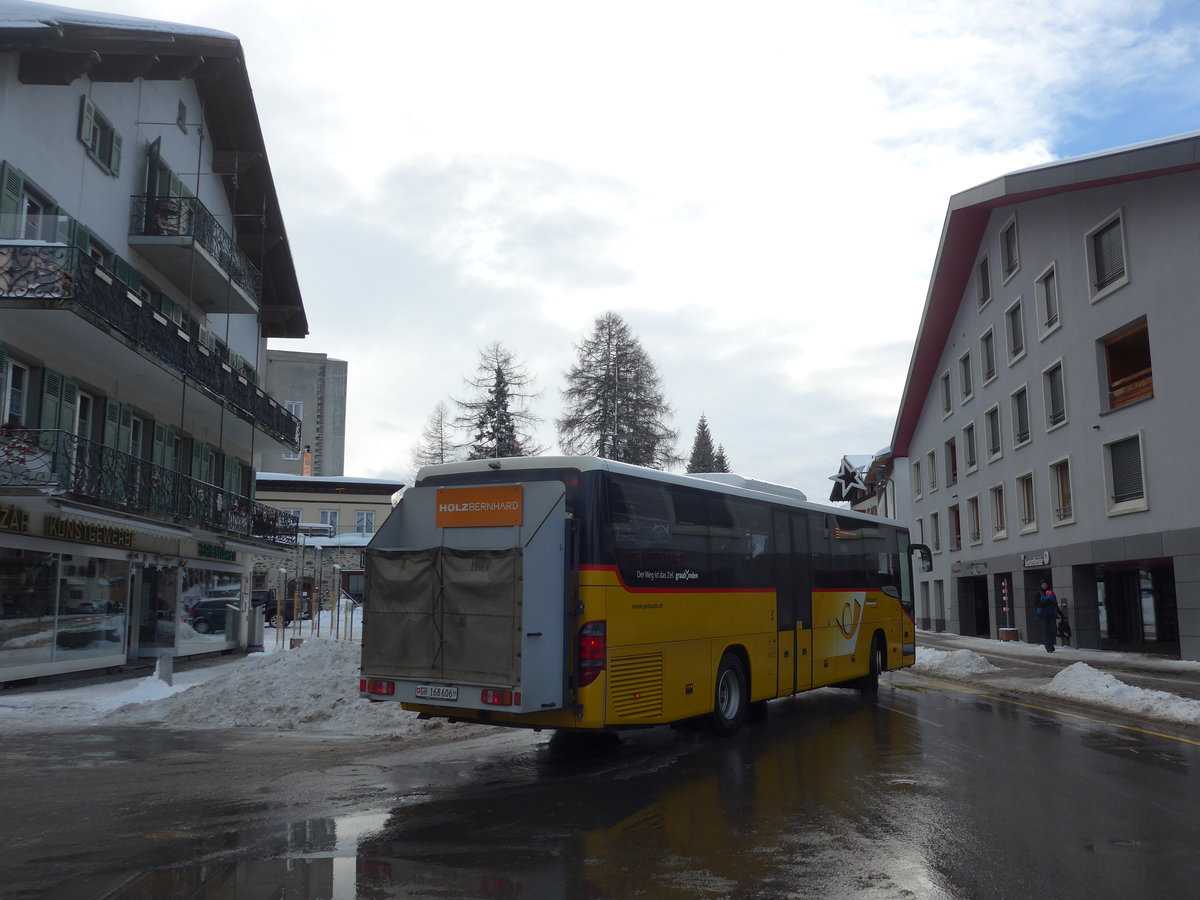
{"left": 67, "top": 0, "right": 1200, "bottom": 497}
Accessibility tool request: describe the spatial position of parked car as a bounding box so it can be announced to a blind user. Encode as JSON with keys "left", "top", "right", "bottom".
{"left": 259, "top": 594, "right": 312, "bottom": 628}
{"left": 185, "top": 598, "right": 237, "bottom": 635}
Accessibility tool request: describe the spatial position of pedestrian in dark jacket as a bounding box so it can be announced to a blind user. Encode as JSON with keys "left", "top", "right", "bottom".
{"left": 1036, "top": 581, "right": 1059, "bottom": 652}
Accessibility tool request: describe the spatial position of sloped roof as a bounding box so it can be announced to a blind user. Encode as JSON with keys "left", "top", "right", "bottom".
{"left": 0, "top": 0, "right": 307, "bottom": 338}
{"left": 890, "top": 129, "right": 1200, "bottom": 458}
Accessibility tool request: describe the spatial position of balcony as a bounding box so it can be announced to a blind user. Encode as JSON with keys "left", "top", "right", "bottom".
{"left": 0, "top": 428, "right": 298, "bottom": 546}
{"left": 0, "top": 243, "right": 300, "bottom": 449}
{"left": 128, "top": 194, "right": 262, "bottom": 315}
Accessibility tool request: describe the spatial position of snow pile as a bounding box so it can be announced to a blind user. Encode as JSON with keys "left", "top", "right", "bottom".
{"left": 911, "top": 646, "right": 998, "bottom": 676}
{"left": 1045, "top": 662, "right": 1200, "bottom": 726}
{"left": 0, "top": 639, "right": 470, "bottom": 737}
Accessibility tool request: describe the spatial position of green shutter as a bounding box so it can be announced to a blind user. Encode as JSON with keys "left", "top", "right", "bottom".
{"left": 78, "top": 96, "right": 95, "bottom": 147}
{"left": 0, "top": 162, "right": 24, "bottom": 239}
{"left": 67, "top": 219, "right": 91, "bottom": 253}
{"left": 58, "top": 379, "right": 78, "bottom": 433}
{"left": 118, "top": 405, "right": 133, "bottom": 454}
{"left": 40, "top": 369, "right": 62, "bottom": 430}
{"left": 103, "top": 399, "right": 119, "bottom": 448}
{"left": 110, "top": 129, "right": 121, "bottom": 175}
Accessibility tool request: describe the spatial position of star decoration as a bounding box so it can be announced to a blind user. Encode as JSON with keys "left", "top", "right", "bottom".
{"left": 830, "top": 456, "right": 868, "bottom": 500}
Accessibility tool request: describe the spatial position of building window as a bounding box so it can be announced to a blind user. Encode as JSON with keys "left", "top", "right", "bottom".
{"left": 980, "top": 329, "right": 997, "bottom": 383}
{"left": 1036, "top": 264, "right": 1060, "bottom": 337}
{"left": 1043, "top": 361, "right": 1067, "bottom": 428}
{"left": 1011, "top": 386, "right": 1030, "bottom": 447}
{"left": 940, "top": 371, "right": 952, "bottom": 416}
{"left": 944, "top": 437, "right": 958, "bottom": 486}
{"left": 927, "top": 450, "right": 937, "bottom": 492}
{"left": 985, "top": 405, "right": 1002, "bottom": 460}
{"left": 977, "top": 256, "right": 992, "bottom": 308}
{"left": 1017, "top": 473, "right": 1036, "bottom": 532}
{"left": 912, "top": 460, "right": 923, "bottom": 500}
{"left": 948, "top": 504, "right": 961, "bottom": 550}
{"left": 78, "top": 96, "right": 122, "bottom": 176}
{"left": 962, "top": 422, "right": 977, "bottom": 471}
{"left": 1104, "top": 433, "right": 1147, "bottom": 514}
{"left": 1050, "top": 458, "right": 1074, "bottom": 524}
{"left": 3, "top": 357, "right": 28, "bottom": 427}
{"left": 959, "top": 351, "right": 973, "bottom": 402}
{"left": 990, "top": 483, "right": 1007, "bottom": 538}
{"left": 1000, "top": 215, "right": 1019, "bottom": 280}
{"left": 1102, "top": 318, "right": 1152, "bottom": 410}
{"left": 967, "top": 496, "right": 982, "bottom": 544}
{"left": 916, "top": 517, "right": 925, "bottom": 545}
{"left": 282, "top": 508, "right": 301, "bottom": 521}
{"left": 283, "top": 401, "right": 303, "bottom": 460}
{"left": 320, "top": 509, "right": 339, "bottom": 533}
{"left": 1005, "top": 299, "right": 1025, "bottom": 362}
{"left": 929, "top": 511, "right": 941, "bottom": 552}
{"left": 1087, "top": 211, "right": 1128, "bottom": 300}
{"left": 356, "top": 510, "right": 376, "bottom": 534}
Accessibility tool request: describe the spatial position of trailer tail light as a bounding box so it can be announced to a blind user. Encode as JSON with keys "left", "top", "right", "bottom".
{"left": 361, "top": 678, "right": 395, "bottom": 696}
{"left": 578, "top": 620, "right": 606, "bottom": 687}
{"left": 481, "top": 689, "right": 520, "bottom": 706}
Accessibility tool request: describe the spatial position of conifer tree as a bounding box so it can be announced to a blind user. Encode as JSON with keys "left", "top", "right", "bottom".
{"left": 557, "top": 312, "right": 679, "bottom": 469}
{"left": 453, "top": 342, "right": 545, "bottom": 459}
{"left": 686, "top": 415, "right": 717, "bottom": 473}
{"left": 714, "top": 444, "right": 731, "bottom": 474}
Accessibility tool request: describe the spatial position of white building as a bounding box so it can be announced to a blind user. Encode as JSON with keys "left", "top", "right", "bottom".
{"left": 0, "top": 1, "right": 307, "bottom": 682}
{"left": 892, "top": 132, "right": 1200, "bottom": 660}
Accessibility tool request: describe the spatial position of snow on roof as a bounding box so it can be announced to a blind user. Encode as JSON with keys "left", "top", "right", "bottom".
{"left": 0, "top": 0, "right": 236, "bottom": 41}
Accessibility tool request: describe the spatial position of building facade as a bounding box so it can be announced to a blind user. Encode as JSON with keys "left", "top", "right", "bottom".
{"left": 0, "top": 2, "right": 307, "bottom": 682}
{"left": 892, "top": 133, "right": 1200, "bottom": 661}
{"left": 251, "top": 474, "right": 403, "bottom": 605}
{"left": 259, "top": 350, "right": 347, "bottom": 476}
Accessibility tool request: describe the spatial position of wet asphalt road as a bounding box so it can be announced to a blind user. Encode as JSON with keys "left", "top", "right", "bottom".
{"left": 4, "top": 674, "right": 1200, "bottom": 899}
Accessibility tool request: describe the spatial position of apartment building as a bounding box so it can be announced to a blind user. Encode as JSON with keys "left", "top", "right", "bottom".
{"left": 892, "top": 132, "right": 1200, "bottom": 661}
{"left": 0, "top": 2, "right": 307, "bottom": 682}
{"left": 259, "top": 350, "right": 348, "bottom": 477}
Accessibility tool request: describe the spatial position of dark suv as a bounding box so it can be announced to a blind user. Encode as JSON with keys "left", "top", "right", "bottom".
{"left": 252, "top": 590, "right": 312, "bottom": 628}
{"left": 185, "top": 598, "right": 236, "bottom": 635}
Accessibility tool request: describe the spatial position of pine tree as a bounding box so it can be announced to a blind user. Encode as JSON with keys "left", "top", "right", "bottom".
{"left": 557, "top": 311, "right": 679, "bottom": 469}
{"left": 411, "top": 401, "right": 459, "bottom": 470}
{"left": 453, "top": 342, "right": 545, "bottom": 459}
{"left": 713, "top": 444, "right": 731, "bottom": 473}
{"left": 686, "top": 415, "right": 717, "bottom": 473}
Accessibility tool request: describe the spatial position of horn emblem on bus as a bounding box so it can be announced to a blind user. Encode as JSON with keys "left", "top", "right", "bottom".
{"left": 835, "top": 598, "right": 863, "bottom": 639}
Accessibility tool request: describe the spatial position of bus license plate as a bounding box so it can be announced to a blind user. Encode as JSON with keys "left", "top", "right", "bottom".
{"left": 415, "top": 684, "right": 458, "bottom": 701}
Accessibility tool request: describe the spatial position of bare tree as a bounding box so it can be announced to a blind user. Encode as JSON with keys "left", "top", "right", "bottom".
{"left": 411, "top": 401, "right": 460, "bottom": 470}
{"left": 557, "top": 311, "right": 678, "bottom": 469}
{"left": 453, "top": 342, "right": 545, "bottom": 459}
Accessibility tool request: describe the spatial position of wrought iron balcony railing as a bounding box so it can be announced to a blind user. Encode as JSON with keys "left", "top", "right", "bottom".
{"left": 0, "top": 243, "right": 300, "bottom": 449}
{"left": 130, "top": 194, "right": 262, "bottom": 302}
{"left": 0, "top": 428, "right": 299, "bottom": 546}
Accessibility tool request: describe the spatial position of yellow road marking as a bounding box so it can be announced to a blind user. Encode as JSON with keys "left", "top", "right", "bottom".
{"left": 908, "top": 674, "right": 1200, "bottom": 749}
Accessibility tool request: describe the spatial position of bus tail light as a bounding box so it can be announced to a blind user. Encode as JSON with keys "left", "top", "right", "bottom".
{"left": 578, "top": 620, "right": 606, "bottom": 687}
{"left": 481, "top": 689, "right": 521, "bottom": 706}
{"left": 361, "top": 678, "right": 395, "bottom": 696}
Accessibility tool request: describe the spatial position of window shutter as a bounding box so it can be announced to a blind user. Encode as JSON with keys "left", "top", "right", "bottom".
{"left": 0, "top": 162, "right": 24, "bottom": 239}
{"left": 1110, "top": 437, "right": 1143, "bottom": 502}
{"left": 1094, "top": 220, "right": 1125, "bottom": 289}
{"left": 40, "top": 369, "right": 62, "bottom": 430}
{"left": 109, "top": 129, "right": 122, "bottom": 175}
{"left": 58, "top": 379, "right": 78, "bottom": 434}
{"left": 103, "top": 399, "right": 120, "bottom": 448}
{"left": 79, "top": 96, "right": 95, "bottom": 148}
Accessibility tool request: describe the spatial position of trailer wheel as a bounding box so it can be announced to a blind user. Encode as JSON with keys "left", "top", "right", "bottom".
{"left": 711, "top": 651, "right": 748, "bottom": 736}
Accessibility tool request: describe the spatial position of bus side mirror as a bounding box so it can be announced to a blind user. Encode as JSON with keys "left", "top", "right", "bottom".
{"left": 910, "top": 543, "right": 932, "bottom": 573}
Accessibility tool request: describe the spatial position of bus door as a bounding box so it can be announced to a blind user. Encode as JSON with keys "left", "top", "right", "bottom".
{"left": 772, "top": 511, "right": 813, "bottom": 693}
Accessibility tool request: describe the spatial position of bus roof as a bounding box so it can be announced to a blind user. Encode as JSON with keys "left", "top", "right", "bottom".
{"left": 414, "top": 456, "right": 896, "bottom": 527}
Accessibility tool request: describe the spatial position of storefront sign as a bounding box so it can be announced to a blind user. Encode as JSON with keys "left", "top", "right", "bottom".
{"left": 0, "top": 505, "right": 30, "bottom": 534}
{"left": 44, "top": 516, "right": 134, "bottom": 548}
{"left": 198, "top": 542, "right": 237, "bottom": 562}
{"left": 1021, "top": 550, "right": 1050, "bottom": 568}
{"left": 435, "top": 486, "right": 523, "bottom": 528}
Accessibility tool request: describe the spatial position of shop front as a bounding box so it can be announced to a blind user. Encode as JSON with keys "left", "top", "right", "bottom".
{"left": 0, "top": 502, "right": 252, "bottom": 685}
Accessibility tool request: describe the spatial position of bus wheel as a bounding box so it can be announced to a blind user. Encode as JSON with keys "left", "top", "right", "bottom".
{"left": 711, "top": 652, "right": 748, "bottom": 736}
{"left": 860, "top": 636, "right": 885, "bottom": 695}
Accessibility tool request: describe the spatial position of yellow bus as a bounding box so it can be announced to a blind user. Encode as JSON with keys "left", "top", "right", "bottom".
{"left": 360, "top": 456, "right": 922, "bottom": 735}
